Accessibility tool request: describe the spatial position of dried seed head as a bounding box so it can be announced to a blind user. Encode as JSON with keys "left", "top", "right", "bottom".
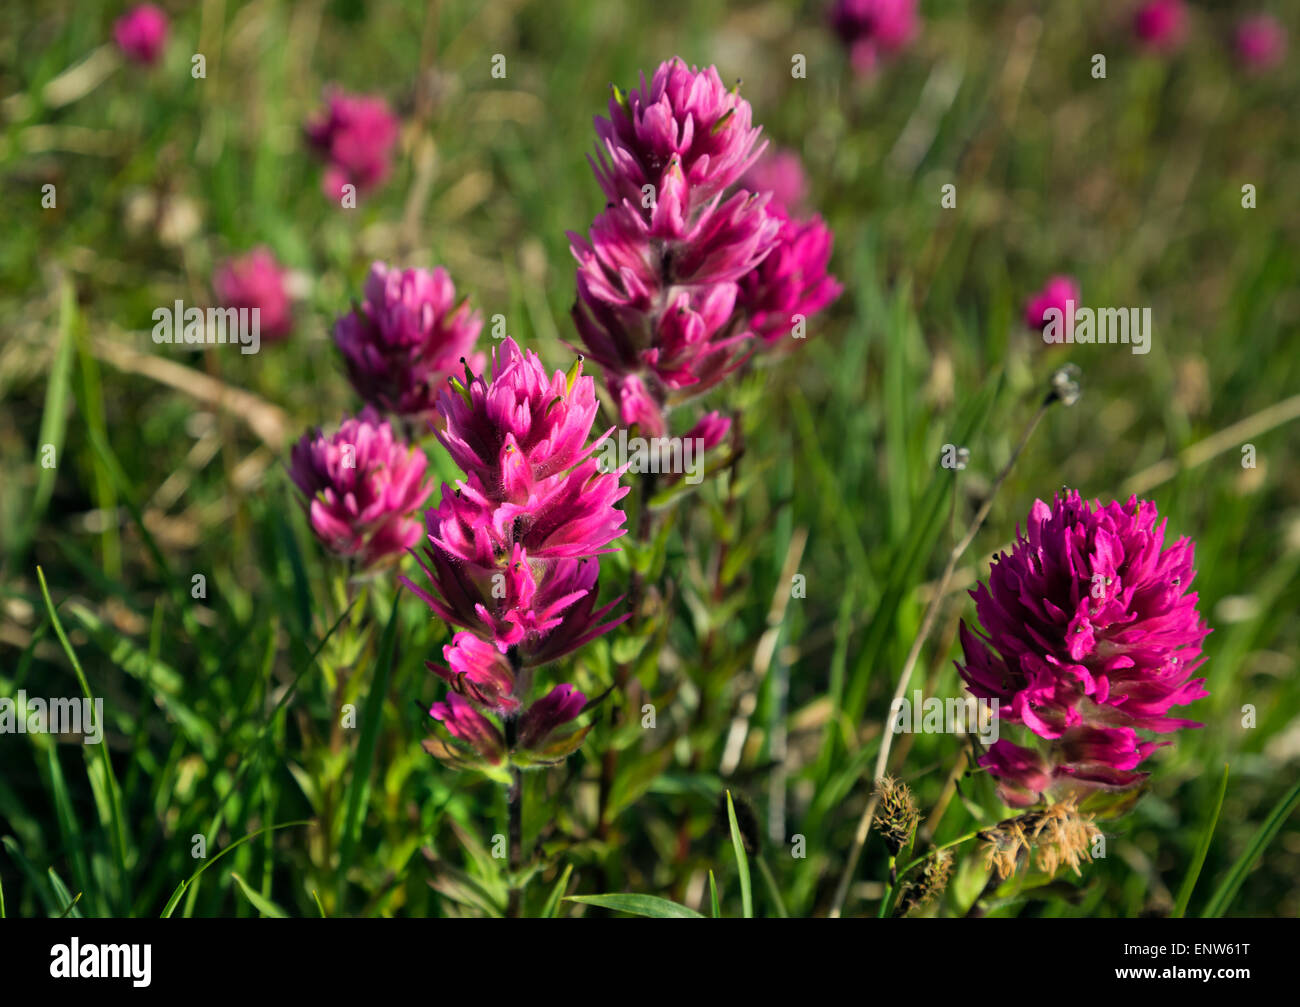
{"left": 872, "top": 776, "right": 920, "bottom": 856}
{"left": 979, "top": 797, "right": 1101, "bottom": 880}
{"left": 897, "top": 849, "right": 954, "bottom": 917}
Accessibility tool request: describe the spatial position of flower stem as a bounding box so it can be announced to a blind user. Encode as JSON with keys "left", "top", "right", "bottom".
{"left": 507, "top": 765, "right": 523, "bottom": 918}
{"left": 829, "top": 395, "right": 1053, "bottom": 918}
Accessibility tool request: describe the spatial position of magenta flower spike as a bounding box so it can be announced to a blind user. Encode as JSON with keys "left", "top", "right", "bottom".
{"left": 407, "top": 340, "right": 628, "bottom": 774}
{"left": 958, "top": 491, "right": 1211, "bottom": 809}
{"left": 288, "top": 407, "right": 433, "bottom": 569}
{"left": 334, "top": 262, "right": 484, "bottom": 421}
{"left": 213, "top": 247, "right": 294, "bottom": 341}
{"left": 739, "top": 212, "right": 843, "bottom": 348}
{"left": 113, "top": 4, "right": 169, "bottom": 66}
{"left": 571, "top": 61, "right": 839, "bottom": 436}
{"left": 306, "top": 87, "right": 400, "bottom": 200}
{"left": 829, "top": 0, "right": 920, "bottom": 76}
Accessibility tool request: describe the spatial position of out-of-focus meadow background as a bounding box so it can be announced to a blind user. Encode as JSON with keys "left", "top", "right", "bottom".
{"left": 1, "top": 0, "right": 1298, "bottom": 918}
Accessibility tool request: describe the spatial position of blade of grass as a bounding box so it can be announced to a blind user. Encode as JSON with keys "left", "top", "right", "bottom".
{"left": 708, "top": 870, "right": 720, "bottom": 918}
{"left": 564, "top": 894, "right": 703, "bottom": 918}
{"left": 1, "top": 836, "right": 58, "bottom": 916}
{"left": 1173, "top": 763, "right": 1228, "bottom": 918}
{"left": 725, "top": 790, "right": 753, "bottom": 918}
{"left": 160, "top": 819, "right": 310, "bottom": 918}
{"left": 539, "top": 864, "right": 574, "bottom": 919}
{"left": 36, "top": 565, "right": 129, "bottom": 912}
{"left": 11, "top": 275, "right": 75, "bottom": 572}
{"left": 1202, "top": 777, "right": 1300, "bottom": 918}
{"left": 755, "top": 856, "right": 789, "bottom": 918}
{"left": 47, "top": 868, "right": 82, "bottom": 919}
{"left": 337, "top": 602, "right": 400, "bottom": 901}
{"left": 44, "top": 738, "right": 96, "bottom": 916}
{"left": 232, "top": 872, "right": 289, "bottom": 918}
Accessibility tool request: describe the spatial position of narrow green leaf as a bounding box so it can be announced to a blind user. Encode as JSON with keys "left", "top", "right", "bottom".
{"left": 338, "top": 603, "right": 400, "bottom": 896}
{"left": 1173, "top": 764, "right": 1228, "bottom": 918}
{"left": 48, "top": 868, "right": 82, "bottom": 919}
{"left": 36, "top": 566, "right": 129, "bottom": 910}
{"left": 540, "top": 864, "right": 574, "bottom": 919}
{"left": 232, "top": 873, "right": 289, "bottom": 918}
{"left": 1, "top": 836, "right": 58, "bottom": 916}
{"left": 756, "top": 856, "right": 789, "bottom": 918}
{"left": 725, "top": 790, "right": 753, "bottom": 919}
{"left": 1203, "top": 777, "right": 1300, "bottom": 918}
{"left": 564, "top": 893, "right": 703, "bottom": 918}
{"left": 708, "top": 870, "right": 720, "bottom": 918}
{"left": 161, "top": 820, "right": 310, "bottom": 918}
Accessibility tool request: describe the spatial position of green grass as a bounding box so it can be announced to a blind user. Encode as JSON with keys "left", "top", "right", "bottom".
{"left": 1, "top": 0, "right": 1298, "bottom": 918}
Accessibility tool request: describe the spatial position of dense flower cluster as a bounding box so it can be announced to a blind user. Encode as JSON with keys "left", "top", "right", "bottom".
{"left": 570, "top": 59, "right": 839, "bottom": 437}
{"left": 114, "top": 4, "right": 169, "bottom": 66}
{"left": 288, "top": 407, "right": 433, "bottom": 569}
{"left": 334, "top": 261, "right": 484, "bottom": 421}
{"left": 213, "top": 247, "right": 294, "bottom": 341}
{"left": 828, "top": 0, "right": 919, "bottom": 75}
{"left": 958, "top": 491, "right": 1210, "bottom": 809}
{"left": 404, "top": 338, "right": 629, "bottom": 773}
{"left": 306, "top": 88, "right": 400, "bottom": 201}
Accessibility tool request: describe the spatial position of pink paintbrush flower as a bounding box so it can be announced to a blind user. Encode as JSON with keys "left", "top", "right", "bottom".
{"left": 288, "top": 407, "right": 433, "bottom": 569}
{"left": 1235, "top": 14, "right": 1287, "bottom": 71}
{"left": 213, "top": 247, "right": 294, "bottom": 341}
{"left": 431, "top": 631, "right": 521, "bottom": 715}
{"left": 829, "top": 0, "right": 920, "bottom": 76}
{"left": 114, "top": 4, "right": 169, "bottom": 65}
{"left": 404, "top": 338, "right": 628, "bottom": 666}
{"left": 334, "top": 262, "right": 483, "bottom": 420}
{"left": 306, "top": 88, "right": 400, "bottom": 200}
{"left": 590, "top": 59, "right": 766, "bottom": 210}
{"left": 1024, "top": 275, "right": 1081, "bottom": 331}
{"left": 570, "top": 59, "right": 786, "bottom": 432}
{"left": 428, "top": 693, "right": 507, "bottom": 768}
{"left": 571, "top": 60, "right": 838, "bottom": 438}
{"left": 435, "top": 337, "right": 605, "bottom": 489}
{"left": 958, "top": 491, "right": 1210, "bottom": 809}
{"left": 1133, "top": 0, "right": 1187, "bottom": 52}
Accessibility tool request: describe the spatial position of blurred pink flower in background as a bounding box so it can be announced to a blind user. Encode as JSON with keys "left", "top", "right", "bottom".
{"left": 289, "top": 407, "right": 433, "bottom": 569}
{"left": 1132, "top": 0, "right": 1187, "bottom": 52}
{"left": 334, "top": 261, "right": 484, "bottom": 421}
{"left": 1235, "top": 14, "right": 1287, "bottom": 71}
{"left": 739, "top": 148, "right": 809, "bottom": 219}
{"left": 1024, "top": 275, "right": 1081, "bottom": 331}
{"left": 213, "top": 247, "right": 294, "bottom": 341}
{"left": 306, "top": 88, "right": 400, "bottom": 200}
{"left": 829, "top": 0, "right": 920, "bottom": 75}
{"left": 113, "top": 4, "right": 169, "bottom": 65}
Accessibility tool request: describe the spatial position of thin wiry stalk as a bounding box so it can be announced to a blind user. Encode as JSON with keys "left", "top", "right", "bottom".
{"left": 829, "top": 394, "right": 1054, "bottom": 918}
